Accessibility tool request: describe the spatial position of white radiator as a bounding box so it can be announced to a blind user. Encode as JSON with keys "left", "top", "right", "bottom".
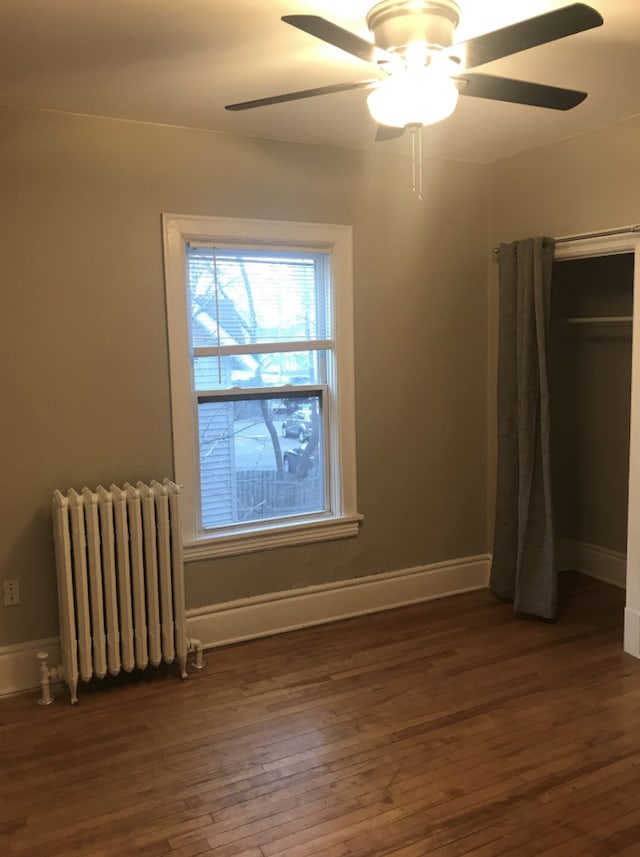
{"left": 51, "top": 479, "right": 200, "bottom": 704}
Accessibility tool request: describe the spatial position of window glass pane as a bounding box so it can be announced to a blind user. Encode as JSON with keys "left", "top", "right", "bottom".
{"left": 194, "top": 350, "right": 325, "bottom": 391}
{"left": 187, "top": 248, "right": 330, "bottom": 348}
{"left": 198, "top": 392, "right": 325, "bottom": 530}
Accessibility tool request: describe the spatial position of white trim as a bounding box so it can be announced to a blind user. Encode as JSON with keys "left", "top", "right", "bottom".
{"left": 0, "top": 637, "right": 61, "bottom": 698}
{"left": 185, "top": 513, "right": 363, "bottom": 560}
{"left": 627, "top": 240, "right": 640, "bottom": 651}
{"left": 556, "top": 538, "right": 627, "bottom": 589}
{"left": 186, "top": 554, "right": 491, "bottom": 649}
{"left": 554, "top": 231, "right": 640, "bottom": 260}
{"left": 162, "top": 213, "right": 359, "bottom": 556}
{"left": 195, "top": 341, "right": 334, "bottom": 357}
{"left": 2, "top": 555, "right": 490, "bottom": 697}
{"left": 625, "top": 607, "right": 640, "bottom": 658}
{"left": 553, "top": 228, "right": 640, "bottom": 657}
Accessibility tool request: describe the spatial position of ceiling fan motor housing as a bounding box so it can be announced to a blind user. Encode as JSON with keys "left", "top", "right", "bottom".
{"left": 366, "top": 0, "right": 460, "bottom": 54}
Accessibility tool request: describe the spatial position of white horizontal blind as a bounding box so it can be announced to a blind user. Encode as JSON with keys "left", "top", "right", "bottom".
{"left": 187, "top": 246, "right": 332, "bottom": 354}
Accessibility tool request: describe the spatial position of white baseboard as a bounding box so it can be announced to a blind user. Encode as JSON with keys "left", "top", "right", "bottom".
{"left": 187, "top": 554, "right": 491, "bottom": 650}
{"left": 0, "top": 637, "right": 61, "bottom": 699}
{"left": 556, "top": 538, "right": 627, "bottom": 589}
{"left": 1, "top": 554, "right": 490, "bottom": 698}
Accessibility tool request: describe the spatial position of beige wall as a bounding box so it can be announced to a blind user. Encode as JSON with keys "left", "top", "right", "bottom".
{"left": 0, "top": 106, "right": 490, "bottom": 647}
{"left": 490, "top": 115, "right": 640, "bottom": 243}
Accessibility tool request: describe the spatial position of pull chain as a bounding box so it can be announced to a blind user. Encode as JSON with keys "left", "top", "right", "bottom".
{"left": 410, "top": 124, "right": 423, "bottom": 202}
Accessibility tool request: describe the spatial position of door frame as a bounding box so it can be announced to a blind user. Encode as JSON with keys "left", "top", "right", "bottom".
{"left": 554, "top": 231, "right": 640, "bottom": 656}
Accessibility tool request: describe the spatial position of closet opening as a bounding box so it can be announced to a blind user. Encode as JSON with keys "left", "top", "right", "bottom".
{"left": 547, "top": 230, "right": 640, "bottom": 655}
{"left": 551, "top": 253, "right": 633, "bottom": 594}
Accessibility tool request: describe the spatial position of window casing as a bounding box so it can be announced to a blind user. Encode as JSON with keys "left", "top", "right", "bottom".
{"left": 163, "top": 214, "right": 361, "bottom": 560}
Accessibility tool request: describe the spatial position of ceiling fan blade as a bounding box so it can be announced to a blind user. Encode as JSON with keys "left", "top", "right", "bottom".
{"left": 454, "top": 3, "right": 603, "bottom": 70}
{"left": 282, "top": 15, "right": 391, "bottom": 66}
{"left": 226, "top": 79, "right": 378, "bottom": 111}
{"left": 375, "top": 125, "right": 405, "bottom": 142}
{"left": 455, "top": 73, "right": 587, "bottom": 111}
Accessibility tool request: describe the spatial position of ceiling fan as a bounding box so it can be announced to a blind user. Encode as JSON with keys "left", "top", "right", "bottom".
{"left": 226, "top": 1, "right": 603, "bottom": 138}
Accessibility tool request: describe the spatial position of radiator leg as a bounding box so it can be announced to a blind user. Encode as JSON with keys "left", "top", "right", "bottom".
{"left": 178, "top": 655, "right": 188, "bottom": 680}
{"left": 190, "top": 638, "right": 205, "bottom": 671}
{"left": 67, "top": 678, "right": 79, "bottom": 705}
{"left": 37, "top": 652, "right": 55, "bottom": 706}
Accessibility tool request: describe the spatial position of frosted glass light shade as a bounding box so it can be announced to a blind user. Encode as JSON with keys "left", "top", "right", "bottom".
{"left": 367, "top": 67, "right": 459, "bottom": 128}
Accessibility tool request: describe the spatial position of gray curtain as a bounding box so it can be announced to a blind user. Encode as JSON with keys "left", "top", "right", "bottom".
{"left": 490, "top": 237, "right": 557, "bottom": 619}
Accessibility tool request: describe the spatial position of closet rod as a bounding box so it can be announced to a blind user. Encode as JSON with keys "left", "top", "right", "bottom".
{"left": 492, "top": 224, "right": 640, "bottom": 255}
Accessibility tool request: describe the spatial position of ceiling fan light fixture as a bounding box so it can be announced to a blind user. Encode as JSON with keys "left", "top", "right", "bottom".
{"left": 367, "top": 66, "right": 459, "bottom": 128}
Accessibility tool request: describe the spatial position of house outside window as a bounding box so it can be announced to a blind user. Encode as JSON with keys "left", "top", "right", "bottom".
{"left": 163, "top": 214, "right": 361, "bottom": 559}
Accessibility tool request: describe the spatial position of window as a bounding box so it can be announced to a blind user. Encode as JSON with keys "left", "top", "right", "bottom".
{"left": 163, "top": 215, "right": 361, "bottom": 559}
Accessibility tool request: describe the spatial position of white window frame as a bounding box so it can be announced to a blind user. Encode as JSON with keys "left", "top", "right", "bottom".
{"left": 163, "top": 213, "right": 362, "bottom": 560}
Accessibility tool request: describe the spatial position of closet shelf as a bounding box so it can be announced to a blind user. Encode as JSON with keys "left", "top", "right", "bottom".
{"left": 564, "top": 315, "right": 632, "bottom": 326}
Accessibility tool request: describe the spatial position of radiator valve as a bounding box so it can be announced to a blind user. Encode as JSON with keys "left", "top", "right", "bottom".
{"left": 190, "top": 638, "right": 205, "bottom": 671}
{"left": 37, "top": 651, "right": 55, "bottom": 705}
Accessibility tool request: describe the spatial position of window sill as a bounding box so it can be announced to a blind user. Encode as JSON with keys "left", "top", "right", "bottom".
{"left": 184, "top": 513, "right": 363, "bottom": 561}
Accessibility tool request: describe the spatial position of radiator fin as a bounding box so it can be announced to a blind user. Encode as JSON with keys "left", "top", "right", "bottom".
{"left": 97, "top": 486, "right": 121, "bottom": 676}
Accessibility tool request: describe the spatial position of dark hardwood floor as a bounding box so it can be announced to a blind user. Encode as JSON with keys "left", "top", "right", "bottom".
{"left": 2, "top": 572, "right": 640, "bottom": 856}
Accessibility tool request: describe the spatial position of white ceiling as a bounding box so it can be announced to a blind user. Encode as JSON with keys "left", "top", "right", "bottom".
{"left": 0, "top": 0, "right": 636, "bottom": 163}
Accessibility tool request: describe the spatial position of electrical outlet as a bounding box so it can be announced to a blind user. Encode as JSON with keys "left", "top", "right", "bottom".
{"left": 3, "top": 580, "right": 19, "bottom": 606}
